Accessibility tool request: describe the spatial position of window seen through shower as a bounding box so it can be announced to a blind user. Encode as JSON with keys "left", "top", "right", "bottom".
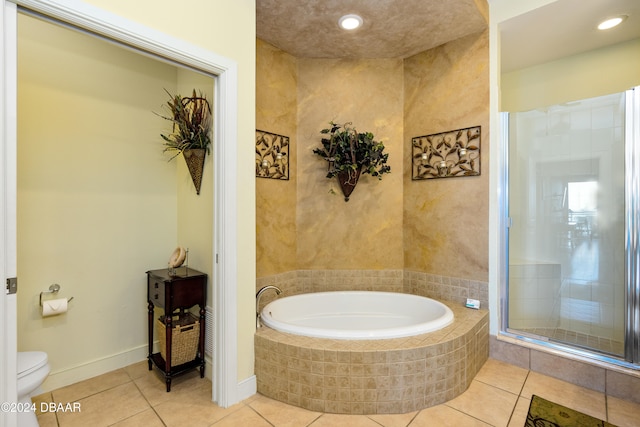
{"left": 507, "top": 91, "right": 627, "bottom": 357}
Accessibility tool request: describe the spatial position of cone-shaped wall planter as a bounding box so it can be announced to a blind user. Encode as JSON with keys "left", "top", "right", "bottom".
{"left": 183, "top": 148, "right": 206, "bottom": 195}
{"left": 313, "top": 122, "right": 391, "bottom": 203}
{"left": 337, "top": 166, "right": 362, "bottom": 202}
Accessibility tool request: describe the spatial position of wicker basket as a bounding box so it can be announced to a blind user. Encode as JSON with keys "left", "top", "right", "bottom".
{"left": 157, "top": 312, "right": 199, "bottom": 366}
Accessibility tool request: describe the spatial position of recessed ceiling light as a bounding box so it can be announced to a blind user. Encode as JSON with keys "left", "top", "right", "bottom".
{"left": 338, "top": 14, "right": 363, "bottom": 30}
{"left": 597, "top": 15, "right": 627, "bottom": 30}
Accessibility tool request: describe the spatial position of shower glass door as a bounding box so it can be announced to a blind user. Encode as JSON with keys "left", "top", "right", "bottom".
{"left": 506, "top": 90, "right": 632, "bottom": 358}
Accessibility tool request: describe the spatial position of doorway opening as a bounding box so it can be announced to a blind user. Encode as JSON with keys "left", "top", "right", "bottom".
{"left": 1, "top": 0, "right": 240, "bottom": 413}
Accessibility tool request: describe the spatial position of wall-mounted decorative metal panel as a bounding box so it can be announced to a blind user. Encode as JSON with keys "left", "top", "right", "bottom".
{"left": 412, "top": 126, "right": 481, "bottom": 180}
{"left": 256, "top": 130, "right": 289, "bottom": 180}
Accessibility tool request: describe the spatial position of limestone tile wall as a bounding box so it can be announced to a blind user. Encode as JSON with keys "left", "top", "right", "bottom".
{"left": 402, "top": 30, "right": 490, "bottom": 282}
{"left": 296, "top": 58, "right": 404, "bottom": 270}
{"left": 404, "top": 270, "right": 489, "bottom": 309}
{"left": 256, "top": 269, "right": 489, "bottom": 313}
{"left": 256, "top": 269, "right": 404, "bottom": 312}
{"left": 256, "top": 39, "right": 298, "bottom": 277}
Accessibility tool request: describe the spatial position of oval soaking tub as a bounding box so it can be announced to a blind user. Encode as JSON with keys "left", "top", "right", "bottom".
{"left": 260, "top": 291, "right": 454, "bottom": 339}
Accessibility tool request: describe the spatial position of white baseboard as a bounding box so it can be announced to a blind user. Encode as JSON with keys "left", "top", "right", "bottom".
{"left": 236, "top": 374, "right": 257, "bottom": 402}
{"left": 204, "top": 354, "right": 213, "bottom": 381}
{"left": 40, "top": 344, "right": 150, "bottom": 392}
{"left": 40, "top": 345, "right": 242, "bottom": 400}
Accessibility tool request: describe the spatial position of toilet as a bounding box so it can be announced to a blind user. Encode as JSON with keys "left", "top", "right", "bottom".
{"left": 17, "top": 351, "right": 50, "bottom": 427}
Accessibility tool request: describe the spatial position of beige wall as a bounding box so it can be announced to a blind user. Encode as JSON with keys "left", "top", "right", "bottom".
{"left": 501, "top": 38, "right": 640, "bottom": 112}
{"left": 176, "top": 70, "right": 215, "bottom": 306}
{"left": 257, "top": 46, "right": 407, "bottom": 273}
{"left": 18, "top": 0, "right": 257, "bottom": 387}
{"left": 82, "top": 0, "right": 258, "bottom": 383}
{"left": 256, "top": 32, "right": 489, "bottom": 279}
{"left": 257, "top": 50, "right": 407, "bottom": 273}
{"left": 255, "top": 39, "right": 297, "bottom": 277}
{"left": 17, "top": 14, "right": 178, "bottom": 376}
{"left": 403, "top": 31, "right": 490, "bottom": 281}
{"left": 296, "top": 58, "right": 405, "bottom": 270}
{"left": 489, "top": 0, "right": 557, "bottom": 22}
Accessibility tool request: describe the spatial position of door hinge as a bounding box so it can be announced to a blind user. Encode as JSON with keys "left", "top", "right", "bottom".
{"left": 6, "top": 277, "right": 17, "bottom": 295}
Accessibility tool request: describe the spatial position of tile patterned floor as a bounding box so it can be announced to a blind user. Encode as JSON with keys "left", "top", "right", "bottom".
{"left": 33, "top": 358, "right": 640, "bottom": 427}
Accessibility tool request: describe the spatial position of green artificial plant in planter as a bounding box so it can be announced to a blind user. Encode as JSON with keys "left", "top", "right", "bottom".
{"left": 313, "top": 121, "right": 390, "bottom": 201}
{"left": 157, "top": 89, "right": 212, "bottom": 195}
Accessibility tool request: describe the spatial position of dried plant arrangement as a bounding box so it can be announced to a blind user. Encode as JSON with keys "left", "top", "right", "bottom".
{"left": 157, "top": 89, "right": 212, "bottom": 160}
{"left": 156, "top": 89, "right": 212, "bottom": 194}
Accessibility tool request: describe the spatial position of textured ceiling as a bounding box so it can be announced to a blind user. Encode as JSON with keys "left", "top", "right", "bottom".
{"left": 258, "top": 0, "right": 640, "bottom": 72}
{"left": 256, "top": 0, "right": 488, "bottom": 59}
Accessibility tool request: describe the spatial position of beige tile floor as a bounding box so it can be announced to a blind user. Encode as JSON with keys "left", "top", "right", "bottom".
{"left": 33, "top": 358, "right": 640, "bottom": 427}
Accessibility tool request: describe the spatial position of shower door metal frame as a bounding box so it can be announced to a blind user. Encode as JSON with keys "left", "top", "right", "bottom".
{"left": 500, "top": 87, "right": 640, "bottom": 369}
{"left": 625, "top": 87, "right": 640, "bottom": 364}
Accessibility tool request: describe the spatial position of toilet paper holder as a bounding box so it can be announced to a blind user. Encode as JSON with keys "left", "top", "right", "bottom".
{"left": 39, "top": 284, "right": 74, "bottom": 306}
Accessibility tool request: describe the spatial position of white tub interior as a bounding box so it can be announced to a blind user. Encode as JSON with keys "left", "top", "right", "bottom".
{"left": 260, "top": 291, "right": 454, "bottom": 339}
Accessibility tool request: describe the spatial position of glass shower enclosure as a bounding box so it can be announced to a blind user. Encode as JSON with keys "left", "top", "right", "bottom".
{"left": 503, "top": 87, "right": 640, "bottom": 364}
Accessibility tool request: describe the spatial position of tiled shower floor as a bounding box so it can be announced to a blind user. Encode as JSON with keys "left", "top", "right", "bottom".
{"left": 519, "top": 327, "right": 624, "bottom": 355}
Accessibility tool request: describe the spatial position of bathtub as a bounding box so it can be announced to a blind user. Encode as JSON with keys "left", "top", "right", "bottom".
{"left": 260, "top": 291, "right": 454, "bottom": 339}
{"left": 255, "top": 294, "right": 489, "bottom": 414}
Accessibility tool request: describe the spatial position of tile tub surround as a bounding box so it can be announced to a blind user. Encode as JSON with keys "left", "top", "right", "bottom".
{"left": 256, "top": 269, "right": 489, "bottom": 311}
{"left": 404, "top": 270, "right": 489, "bottom": 310}
{"left": 254, "top": 301, "right": 489, "bottom": 414}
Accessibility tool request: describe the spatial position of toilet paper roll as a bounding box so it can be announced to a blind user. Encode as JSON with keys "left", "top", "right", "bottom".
{"left": 41, "top": 298, "right": 68, "bottom": 317}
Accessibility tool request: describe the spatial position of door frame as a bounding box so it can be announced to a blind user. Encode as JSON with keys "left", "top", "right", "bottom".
{"left": 0, "top": 0, "right": 240, "bottom": 418}
{"left": 0, "top": 2, "right": 19, "bottom": 426}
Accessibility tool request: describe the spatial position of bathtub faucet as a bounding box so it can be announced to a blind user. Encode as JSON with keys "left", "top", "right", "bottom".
{"left": 256, "top": 285, "right": 282, "bottom": 328}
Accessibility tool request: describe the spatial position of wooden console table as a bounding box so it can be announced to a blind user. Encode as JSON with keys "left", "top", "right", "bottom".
{"left": 146, "top": 267, "right": 207, "bottom": 392}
